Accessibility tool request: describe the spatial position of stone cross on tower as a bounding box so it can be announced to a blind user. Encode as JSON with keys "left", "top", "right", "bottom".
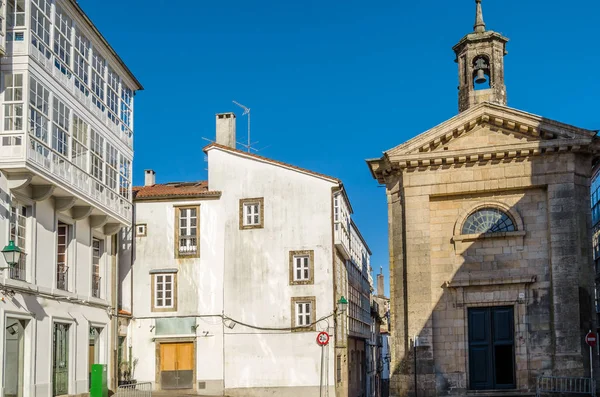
{"left": 453, "top": 0, "right": 509, "bottom": 112}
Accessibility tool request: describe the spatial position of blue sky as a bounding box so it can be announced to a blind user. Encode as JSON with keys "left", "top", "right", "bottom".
{"left": 79, "top": 0, "right": 599, "bottom": 291}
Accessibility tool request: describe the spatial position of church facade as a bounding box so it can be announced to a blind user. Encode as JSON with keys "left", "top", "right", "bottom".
{"left": 367, "top": 1, "right": 599, "bottom": 396}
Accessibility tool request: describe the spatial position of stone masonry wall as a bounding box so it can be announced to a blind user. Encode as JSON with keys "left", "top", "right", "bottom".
{"left": 387, "top": 141, "right": 596, "bottom": 397}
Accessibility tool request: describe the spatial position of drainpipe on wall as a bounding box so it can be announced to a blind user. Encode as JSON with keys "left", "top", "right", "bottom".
{"left": 112, "top": 233, "right": 119, "bottom": 391}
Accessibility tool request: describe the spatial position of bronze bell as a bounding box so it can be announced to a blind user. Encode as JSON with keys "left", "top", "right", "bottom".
{"left": 475, "top": 69, "right": 487, "bottom": 84}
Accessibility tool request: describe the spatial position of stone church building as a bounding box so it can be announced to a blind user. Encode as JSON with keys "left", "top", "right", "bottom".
{"left": 367, "top": 1, "right": 600, "bottom": 396}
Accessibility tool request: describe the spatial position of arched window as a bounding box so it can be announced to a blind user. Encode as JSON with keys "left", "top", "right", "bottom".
{"left": 461, "top": 207, "right": 515, "bottom": 234}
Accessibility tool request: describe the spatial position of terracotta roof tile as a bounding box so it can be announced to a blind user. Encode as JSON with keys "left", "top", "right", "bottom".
{"left": 133, "top": 181, "right": 221, "bottom": 200}
{"left": 203, "top": 143, "right": 341, "bottom": 184}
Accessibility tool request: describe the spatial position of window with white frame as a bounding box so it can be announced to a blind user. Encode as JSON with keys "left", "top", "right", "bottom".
{"left": 153, "top": 273, "right": 175, "bottom": 310}
{"left": 53, "top": 5, "right": 72, "bottom": 75}
{"left": 92, "top": 238, "right": 102, "bottom": 298}
{"left": 107, "top": 67, "right": 120, "bottom": 125}
{"left": 30, "top": 76, "right": 49, "bottom": 115}
{"left": 120, "top": 84, "right": 133, "bottom": 132}
{"left": 289, "top": 250, "right": 314, "bottom": 285}
{"left": 240, "top": 198, "right": 264, "bottom": 229}
{"left": 334, "top": 195, "right": 339, "bottom": 222}
{"left": 71, "top": 115, "right": 88, "bottom": 171}
{"left": 51, "top": 97, "right": 70, "bottom": 157}
{"left": 176, "top": 206, "right": 198, "bottom": 257}
{"left": 4, "top": 73, "right": 23, "bottom": 131}
{"left": 91, "top": 52, "right": 106, "bottom": 111}
{"left": 30, "top": 0, "right": 51, "bottom": 57}
{"left": 294, "top": 255, "right": 310, "bottom": 282}
{"left": 90, "top": 130, "right": 104, "bottom": 182}
{"left": 57, "top": 222, "right": 70, "bottom": 291}
{"left": 106, "top": 143, "right": 118, "bottom": 191}
{"left": 245, "top": 203, "right": 260, "bottom": 225}
{"left": 119, "top": 156, "right": 131, "bottom": 200}
{"left": 296, "top": 302, "right": 311, "bottom": 326}
{"left": 135, "top": 224, "right": 146, "bottom": 237}
{"left": 74, "top": 29, "right": 90, "bottom": 94}
{"left": 7, "top": 0, "right": 25, "bottom": 28}
{"left": 9, "top": 200, "right": 28, "bottom": 281}
{"left": 292, "top": 298, "right": 315, "bottom": 329}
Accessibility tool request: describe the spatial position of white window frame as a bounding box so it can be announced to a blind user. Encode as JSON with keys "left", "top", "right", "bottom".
{"left": 9, "top": 200, "right": 28, "bottom": 281}
{"left": 7, "top": 0, "right": 25, "bottom": 28}
{"left": 154, "top": 274, "right": 174, "bottom": 309}
{"left": 56, "top": 222, "right": 71, "bottom": 291}
{"left": 296, "top": 301, "right": 312, "bottom": 327}
{"left": 177, "top": 207, "right": 198, "bottom": 257}
{"left": 71, "top": 114, "right": 88, "bottom": 171}
{"left": 51, "top": 97, "right": 70, "bottom": 158}
{"left": 4, "top": 73, "right": 23, "bottom": 132}
{"left": 91, "top": 238, "right": 102, "bottom": 298}
{"left": 53, "top": 5, "right": 72, "bottom": 74}
{"left": 293, "top": 255, "right": 310, "bottom": 282}
{"left": 243, "top": 202, "right": 260, "bottom": 226}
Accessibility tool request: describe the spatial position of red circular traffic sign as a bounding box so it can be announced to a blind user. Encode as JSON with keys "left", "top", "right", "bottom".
{"left": 586, "top": 331, "right": 597, "bottom": 347}
{"left": 316, "top": 332, "right": 330, "bottom": 346}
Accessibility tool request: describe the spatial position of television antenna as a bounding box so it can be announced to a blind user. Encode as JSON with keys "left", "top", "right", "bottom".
{"left": 232, "top": 100, "right": 256, "bottom": 153}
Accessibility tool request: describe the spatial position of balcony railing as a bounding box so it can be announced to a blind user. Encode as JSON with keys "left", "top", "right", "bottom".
{"left": 28, "top": 136, "right": 132, "bottom": 221}
{"left": 30, "top": 43, "right": 134, "bottom": 149}
{"left": 178, "top": 236, "right": 198, "bottom": 256}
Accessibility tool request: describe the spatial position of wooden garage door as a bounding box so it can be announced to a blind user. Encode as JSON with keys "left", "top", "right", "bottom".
{"left": 160, "top": 342, "right": 194, "bottom": 390}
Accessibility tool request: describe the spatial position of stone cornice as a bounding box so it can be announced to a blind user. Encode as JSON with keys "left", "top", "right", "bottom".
{"left": 389, "top": 139, "right": 591, "bottom": 170}
{"left": 386, "top": 103, "right": 595, "bottom": 157}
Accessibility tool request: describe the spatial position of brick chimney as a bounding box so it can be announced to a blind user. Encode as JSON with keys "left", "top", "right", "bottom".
{"left": 144, "top": 169, "right": 156, "bottom": 186}
{"left": 216, "top": 112, "right": 236, "bottom": 148}
{"left": 377, "top": 267, "right": 385, "bottom": 297}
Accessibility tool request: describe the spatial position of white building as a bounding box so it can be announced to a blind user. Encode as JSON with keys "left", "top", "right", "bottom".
{"left": 123, "top": 113, "right": 372, "bottom": 396}
{"left": 0, "top": 1, "right": 142, "bottom": 396}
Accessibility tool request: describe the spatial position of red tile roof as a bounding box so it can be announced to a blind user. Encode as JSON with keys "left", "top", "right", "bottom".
{"left": 203, "top": 143, "right": 342, "bottom": 184}
{"left": 133, "top": 181, "right": 221, "bottom": 200}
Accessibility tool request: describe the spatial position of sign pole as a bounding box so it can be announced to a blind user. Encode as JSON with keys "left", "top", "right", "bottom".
{"left": 414, "top": 335, "right": 418, "bottom": 397}
{"left": 585, "top": 330, "right": 596, "bottom": 384}
{"left": 590, "top": 330, "right": 594, "bottom": 382}
{"left": 320, "top": 344, "right": 324, "bottom": 397}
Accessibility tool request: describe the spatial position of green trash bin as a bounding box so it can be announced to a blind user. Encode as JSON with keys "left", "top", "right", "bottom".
{"left": 90, "top": 364, "right": 108, "bottom": 397}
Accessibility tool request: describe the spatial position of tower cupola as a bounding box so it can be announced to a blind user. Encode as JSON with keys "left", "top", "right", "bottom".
{"left": 453, "top": 0, "right": 509, "bottom": 112}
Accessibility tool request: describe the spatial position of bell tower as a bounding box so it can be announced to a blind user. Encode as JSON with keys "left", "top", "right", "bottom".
{"left": 453, "top": 0, "right": 509, "bottom": 112}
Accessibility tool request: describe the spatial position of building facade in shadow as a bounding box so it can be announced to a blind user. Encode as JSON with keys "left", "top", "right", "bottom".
{"left": 367, "top": 1, "right": 600, "bottom": 396}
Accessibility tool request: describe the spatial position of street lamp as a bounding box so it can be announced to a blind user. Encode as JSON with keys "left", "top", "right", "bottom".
{"left": 1, "top": 240, "right": 22, "bottom": 268}
{"left": 337, "top": 296, "right": 348, "bottom": 313}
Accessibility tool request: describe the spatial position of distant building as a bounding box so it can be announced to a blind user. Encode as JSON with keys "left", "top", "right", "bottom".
{"left": 591, "top": 173, "right": 600, "bottom": 328}
{"left": 121, "top": 113, "right": 372, "bottom": 396}
{"left": 373, "top": 268, "right": 390, "bottom": 397}
{"left": 367, "top": 1, "right": 598, "bottom": 396}
{"left": 0, "top": 0, "right": 142, "bottom": 396}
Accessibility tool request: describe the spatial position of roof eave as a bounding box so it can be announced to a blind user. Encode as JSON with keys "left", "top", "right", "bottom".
{"left": 68, "top": 0, "right": 143, "bottom": 90}
{"left": 134, "top": 192, "right": 222, "bottom": 202}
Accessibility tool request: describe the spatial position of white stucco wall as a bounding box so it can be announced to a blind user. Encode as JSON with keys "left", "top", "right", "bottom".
{"left": 207, "top": 148, "right": 338, "bottom": 393}
{"left": 0, "top": 174, "right": 114, "bottom": 397}
{"left": 128, "top": 197, "right": 225, "bottom": 389}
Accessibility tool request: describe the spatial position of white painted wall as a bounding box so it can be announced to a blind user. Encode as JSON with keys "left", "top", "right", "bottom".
{"left": 207, "top": 148, "right": 338, "bottom": 394}
{"left": 128, "top": 197, "right": 225, "bottom": 389}
{"left": 0, "top": 174, "right": 114, "bottom": 397}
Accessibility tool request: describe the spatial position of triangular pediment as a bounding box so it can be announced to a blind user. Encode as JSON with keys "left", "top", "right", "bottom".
{"left": 386, "top": 103, "right": 596, "bottom": 158}
{"left": 429, "top": 124, "right": 538, "bottom": 153}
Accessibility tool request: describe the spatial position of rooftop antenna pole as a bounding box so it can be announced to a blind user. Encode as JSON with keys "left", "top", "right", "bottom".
{"left": 233, "top": 100, "right": 251, "bottom": 152}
